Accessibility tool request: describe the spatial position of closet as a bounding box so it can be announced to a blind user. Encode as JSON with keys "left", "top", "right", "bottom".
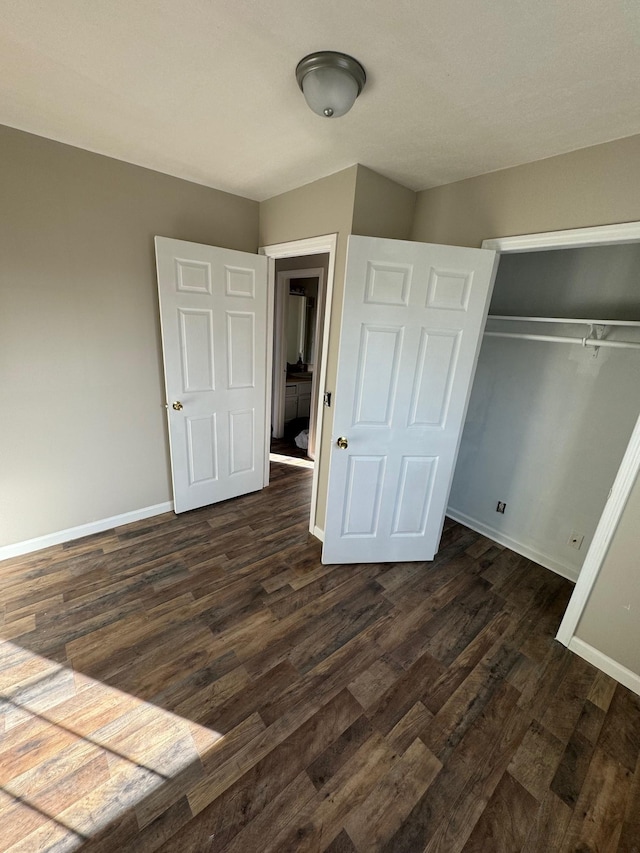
{"left": 448, "top": 242, "right": 640, "bottom": 581}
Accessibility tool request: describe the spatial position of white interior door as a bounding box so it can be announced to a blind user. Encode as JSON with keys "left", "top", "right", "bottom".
{"left": 155, "top": 237, "right": 268, "bottom": 513}
{"left": 322, "top": 235, "right": 498, "bottom": 564}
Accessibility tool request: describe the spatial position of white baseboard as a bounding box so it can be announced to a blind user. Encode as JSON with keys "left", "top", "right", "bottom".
{"left": 569, "top": 636, "right": 640, "bottom": 697}
{"left": 446, "top": 508, "right": 580, "bottom": 583}
{"left": 0, "top": 501, "right": 175, "bottom": 563}
{"left": 312, "top": 525, "right": 325, "bottom": 542}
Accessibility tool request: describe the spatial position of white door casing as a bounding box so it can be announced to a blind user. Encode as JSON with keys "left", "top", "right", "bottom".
{"left": 155, "top": 237, "right": 268, "bottom": 513}
{"left": 322, "top": 236, "right": 498, "bottom": 564}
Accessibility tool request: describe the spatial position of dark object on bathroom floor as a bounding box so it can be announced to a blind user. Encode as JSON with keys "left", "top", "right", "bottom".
{"left": 283, "top": 417, "right": 309, "bottom": 442}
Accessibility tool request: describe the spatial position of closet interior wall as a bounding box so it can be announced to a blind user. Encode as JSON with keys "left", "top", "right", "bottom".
{"left": 448, "top": 243, "right": 640, "bottom": 581}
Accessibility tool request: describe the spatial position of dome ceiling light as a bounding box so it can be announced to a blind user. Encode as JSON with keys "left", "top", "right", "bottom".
{"left": 295, "top": 51, "right": 366, "bottom": 118}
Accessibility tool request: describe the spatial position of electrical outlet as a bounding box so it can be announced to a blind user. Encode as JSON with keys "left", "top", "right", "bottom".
{"left": 568, "top": 531, "right": 584, "bottom": 550}
{"left": 496, "top": 501, "right": 506, "bottom": 514}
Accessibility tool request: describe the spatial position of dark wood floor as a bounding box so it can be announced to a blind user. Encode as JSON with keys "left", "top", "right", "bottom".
{"left": 1, "top": 460, "right": 640, "bottom": 852}
{"left": 270, "top": 435, "right": 312, "bottom": 461}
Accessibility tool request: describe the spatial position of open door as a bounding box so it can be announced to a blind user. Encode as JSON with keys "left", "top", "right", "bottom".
{"left": 322, "top": 236, "right": 498, "bottom": 564}
{"left": 155, "top": 237, "right": 268, "bottom": 513}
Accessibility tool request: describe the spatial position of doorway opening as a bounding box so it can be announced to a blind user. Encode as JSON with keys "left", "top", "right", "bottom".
{"left": 260, "top": 234, "right": 338, "bottom": 537}
{"left": 271, "top": 258, "right": 328, "bottom": 465}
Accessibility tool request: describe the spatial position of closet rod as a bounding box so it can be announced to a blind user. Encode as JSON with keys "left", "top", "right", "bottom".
{"left": 484, "top": 331, "right": 640, "bottom": 350}
{"left": 488, "top": 315, "right": 640, "bottom": 328}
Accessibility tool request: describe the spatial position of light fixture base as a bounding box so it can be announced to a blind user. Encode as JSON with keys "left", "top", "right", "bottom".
{"left": 295, "top": 51, "right": 366, "bottom": 96}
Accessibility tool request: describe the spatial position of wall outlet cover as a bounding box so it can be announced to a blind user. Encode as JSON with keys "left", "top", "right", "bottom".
{"left": 568, "top": 531, "right": 584, "bottom": 550}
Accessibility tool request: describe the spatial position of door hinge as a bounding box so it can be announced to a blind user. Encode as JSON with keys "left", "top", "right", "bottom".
{"left": 323, "top": 391, "right": 332, "bottom": 407}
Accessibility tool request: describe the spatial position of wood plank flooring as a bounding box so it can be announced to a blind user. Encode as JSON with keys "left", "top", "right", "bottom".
{"left": 1, "top": 459, "right": 639, "bottom": 851}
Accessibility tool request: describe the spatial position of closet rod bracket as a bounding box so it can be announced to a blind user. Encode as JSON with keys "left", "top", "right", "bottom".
{"left": 584, "top": 323, "right": 607, "bottom": 357}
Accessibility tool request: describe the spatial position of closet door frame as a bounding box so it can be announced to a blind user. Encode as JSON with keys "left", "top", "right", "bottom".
{"left": 481, "top": 220, "right": 640, "bottom": 659}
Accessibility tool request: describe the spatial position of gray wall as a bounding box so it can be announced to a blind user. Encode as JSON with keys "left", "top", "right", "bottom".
{"left": 490, "top": 244, "right": 640, "bottom": 320}
{"left": 0, "top": 125, "right": 258, "bottom": 546}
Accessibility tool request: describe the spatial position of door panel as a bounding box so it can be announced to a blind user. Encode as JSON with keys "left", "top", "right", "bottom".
{"left": 343, "top": 455, "right": 386, "bottom": 536}
{"left": 155, "top": 237, "right": 267, "bottom": 513}
{"left": 391, "top": 456, "right": 437, "bottom": 536}
{"left": 179, "top": 309, "right": 216, "bottom": 391}
{"left": 227, "top": 312, "right": 255, "bottom": 388}
{"left": 322, "top": 236, "right": 497, "bottom": 564}
{"left": 409, "top": 328, "right": 460, "bottom": 427}
{"left": 186, "top": 414, "right": 218, "bottom": 485}
{"left": 353, "top": 325, "right": 403, "bottom": 425}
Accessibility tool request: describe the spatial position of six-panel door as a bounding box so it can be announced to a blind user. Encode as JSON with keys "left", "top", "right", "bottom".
{"left": 322, "top": 236, "right": 498, "bottom": 564}
{"left": 155, "top": 237, "right": 268, "bottom": 513}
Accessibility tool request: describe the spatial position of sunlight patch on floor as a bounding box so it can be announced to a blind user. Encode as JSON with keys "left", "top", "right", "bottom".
{"left": 269, "top": 452, "right": 314, "bottom": 470}
{"left": 0, "top": 639, "right": 223, "bottom": 849}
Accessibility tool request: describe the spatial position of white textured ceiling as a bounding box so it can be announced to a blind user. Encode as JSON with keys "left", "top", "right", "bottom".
{"left": 1, "top": 0, "right": 639, "bottom": 201}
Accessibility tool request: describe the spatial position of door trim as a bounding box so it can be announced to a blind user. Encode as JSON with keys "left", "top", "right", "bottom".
{"left": 481, "top": 220, "right": 640, "bottom": 650}
{"left": 260, "top": 234, "right": 338, "bottom": 535}
{"left": 482, "top": 220, "right": 640, "bottom": 253}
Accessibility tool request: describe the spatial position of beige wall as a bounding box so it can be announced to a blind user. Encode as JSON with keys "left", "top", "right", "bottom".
{"left": 411, "top": 134, "right": 640, "bottom": 247}
{"left": 410, "top": 134, "right": 640, "bottom": 681}
{"left": 576, "top": 470, "right": 640, "bottom": 673}
{"left": 0, "top": 125, "right": 258, "bottom": 547}
{"left": 352, "top": 165, "right": 416, "bottom": 240}
{"left": 259, "top": 166, "right": 358, "bottom": 248}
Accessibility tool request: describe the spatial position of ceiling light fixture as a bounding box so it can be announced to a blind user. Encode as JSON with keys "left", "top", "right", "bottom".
{"left": 295, "top": 51, "right": 366, "bottom": 118}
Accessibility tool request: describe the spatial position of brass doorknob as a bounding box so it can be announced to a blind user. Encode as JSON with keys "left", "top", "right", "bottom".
{"left": 172, "top": 401, "right": 183, "bottom": 411}
{"left": 336, "top": 436, "right": 348, "bottom": 449}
